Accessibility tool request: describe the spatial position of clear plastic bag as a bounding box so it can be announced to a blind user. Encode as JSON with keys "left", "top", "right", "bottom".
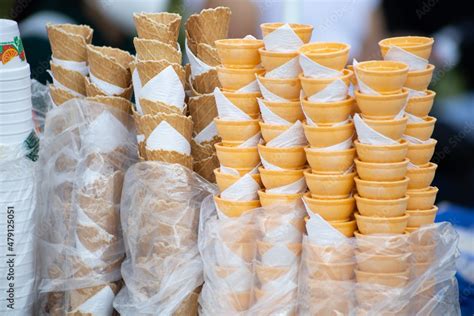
{"left": 198, "top": 199, "right": 461, "bottom": 316}
{"left": 36, "top": 99, "right": 137, "bottom": 315}
{"left": 114, "top": 161, "right": 216, "bottom": 316}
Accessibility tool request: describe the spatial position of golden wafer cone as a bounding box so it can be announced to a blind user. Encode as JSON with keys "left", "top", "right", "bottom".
{"left": 84, "top": 76, "right": 133, "bottom": 100}
{"left": 191, "top": 137, "right": 220, "bottom": 161}
{"left": 188, "top": 94, "right": 218, "bottom": 135}
{"left": 139, "top": 98, "right": 185, "bottom": 116}
{"left": 50, "top": 62, "right": 86, "bottom": 96}
{"left": 138, "top": 112, "right": 193, "bottom": 141}
{"left": 133, "top": 12, "right": 181, "bottom": 44}
{"left": 194, "top": 154, "right": 219, "bottom": 182}
{"left": 145, "top": 149, "right": 193, "bottom": 169}
{"left": 86, "top": 95, "right": 132, "bottom": 113}
{"left": 46, "top": 23, "right": 93, "bottom": 62}
{"left": 185, "top": 7, "right": 231, "bottom": 48}
{"left": 87, "top": 45, "right": 133, "bottom": 88}
{"left": 197, "top": 43, "right": 220, "bottom": 66}
{"left": 190, "top": 69, "right": 221, "bottom": 95}
{"left": 49, "top": 84, "right": 79, "bottom": 105}
{"left": 133, "top": 37, "right": 182, "bottom": 64}
{"left": 136, "top": 60, "right": 186, "bottom": 87}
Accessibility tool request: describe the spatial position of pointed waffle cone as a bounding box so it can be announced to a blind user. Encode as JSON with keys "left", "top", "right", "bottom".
{"left": 140, "top": 98, "right": 185, "bottom": 116}
{"left": 46, "top": 23, "right": 93, "bottom": 62}
{"left": 145, "top": 149, "right": 193, "bottom": 169}
{"left": 191, "top": 136, "right": 219, "bottom": 161}
{"left": 49, "top": 84, "right": 79, "bottom": 105}
{"left": 50, "top": 62, "right": 86, "bottom": 96}
{"left": 84, "top": 76, "right": 133, "bottom": 100}
{"left": 186, "top": 30, "right": 199, "bottom": 55}
{"left": 86, "top": 95, "right": 132, "bottom": 113}
{"left": 133, "top": 12, "right": 181, "bottom": 44}
{"left": 138, "top": 141, "right": 146, "bottom": 159}
{"left": 133, "top": 37, "right": 182, "bottom": 64}
{"left": 194, "top": 154, "right": 219, "bottom": 182}
{"left": 138, "top": 112, "right": 193, "bottom": 141}
{"left": 136, "top": 60, "right": 186, "bottom": 87}
{"left": 184, "top": 63, "right": 192, "bottom": 91}
{"left": 188, "top": 94, "right": 218, "bottom": 134}
{"left": 87, "top": 45, "right": 133, "bottom": 88}
{"left": 185, "top": 7, "right": 231, "bottom": 47}
{"left": 197, "top": 43, "right": 221, "bottom": 66}
{"left": 190, "top": 69, "right": 221, "bottom": 95}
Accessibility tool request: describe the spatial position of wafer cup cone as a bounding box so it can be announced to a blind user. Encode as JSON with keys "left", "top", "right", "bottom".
{"left": 302, "top": 96, "right": 354, "bottom": 125}
{"left": 216, "top": 38, "right": 264, "bottom": 69}
{"left": 215, "top": 168, "right": 261, "bottom": 192}
{"left": 355, "top": 89, "right": 408, "bottom": 120}
{"left": 87, "top": 45, "right": 133, "bottom": 88}
{"left": 261, "top": 23, "right": 313, "bottom": 43}
{"left": 191, "top": 69, "right": 221, "bottom": 95}
{"left": 258, "top": 189, "right": 304, "bottom": 207}
{"left": 188, "top": 94, "right": 218, "bottom": 135}
{"left": 379, "top": 36, "right": 434, "bottom": 60}
{"left": 304, "top": 193, "right": 355, "bottom": 221}
{"left": 406, "top": 162, "right": 437, "bottom": 190}
{"left": 304, "top": 171, "right": 355, "bottom": 199}
{"left": 407, "top": 186, "right": 438, "bottom": 210}
{"left": 355, "top": 251, "right": 409, "bottom": 274}
{"left": 303, "top": 121, "right": 354, "bottom": 148}
{"left": 406, "top": 139, "right": 436, "bottom": 166}
{"left": 405, "top": 64, "right": 435, "bottom": 91}
{"left": 136, "top": 60, "right": 186, "bottom": 87}
{"left": 139, "top": 112, "right": 193, "bottom": 141}
{"left": 194, "top": 154, "right": 219, "bottom": 182}
{"left": 299, "top": 42, "right": 351, "bottom": 71}
{"left": 259, "top": 48, "right": 299, "bottom": 72}
{"left": 214, "top": 195, "right": 260, "bottom": 217}
{"left": 191, "top": 137, "right": 219, "bottom": 161}
{"left": 145, "top": 149, "right": 193, "bottom": 168}
{"left": 215, "top": 118, "right": 260, "bottom": 146}
{"left": 362, "top": 116, "right": 408, "bottom": 141}
{"left": 406, "top": 206, "right": 438, "bottom": 227}
{"left": 258, "top": 144, "right": 307, "bottom": 170}
{"left": 355, "top": 213, "right": 409, "bottom": 235}
{"left": 257, "top": 241, "right": 302, "bottom": 258}
{"left": 355, "top": 269, "right": 409, "bottom": 288}
{"left": 218, "top": 66, "right": 265, "bottom": 91}
{"left": 133, "top": 37, "right": 181, "bottom": 64}
{"left": 185, "top": 7, "right": 231, "bottom": 48}
{"left": 133, "top": 12, "right": 181, "bottom": 44}
{"left": 260, "top": 99, "right": 304, "bottom": 123}
{"left": 46, "top": 23, "right": 93, "bottom": 62}
{"left": 140, "top": 98, "right": 185, "bottom": 115}
{"left": 50, "top": 62, "right": 86, "bottom": 95}
{"left": 197, "top": 43, "right": 221, "bottom": 66}
{"left": 405, "top": 116, "right": 436, "bottom": 141}
{"left": 305, "top": 147, "right": 356, "bottom": 174}
{"left": 222, "top": 91, "right": 261, "bottom": 117}
{"left": 257, "top": 74, "right": 301, "bottom": 101}
{"left": 259, "top": 122, "right": 290, "bottom": 143}
{"left": 354, "top": 61, "right": 409, "bottom": 95}
{"left": 354, "top": 194, "right": 408, "bottom": 218}
{"left": 255, "top": 265, "right": 291, "bottom": 285}
{"left": 86, "top": 95, "right": 132, "bottom": 113}
{"left": 355, "top": 176, "right": 409, "bottom": 200}
{"left": 49, "top": 84, "right": 79, "bottom": 105}
{"left": 258, "top": 167, "right": 306, "bottom": 189}
{"left": 300, "top": 69, "right": 352, "bottom": 97}
{"left": 406, "top": 90, "right": 435, "bottom": 118}
{"left": 215, "top": 142, "right": 260, "bottom": 168}
{"left": 354, "top": 139, "right": 408, "bottom": 163}
{"left": 354, "top": 158, "right": 409, "bottom": 182}
{"left": 305, "top": 260, "right": 355, "bottom": 281}
{"left": 84, "top": 76, "right": 133, "bottom": 99}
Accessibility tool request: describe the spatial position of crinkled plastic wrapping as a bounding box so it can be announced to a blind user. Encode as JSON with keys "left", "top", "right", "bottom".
{"left": 198, "top": 200, "right": 460, "bottom": 316}
{"left": 114, "top": 161, "right": 216, "bottom": 316}
{"left": 36, "top": 99, "right": 137, "bottom": 315}
{"left": 31, "top": 79, "right": 54, "bottom": 137}
{"left": 0, "top": 134, "right": 39, "bottom": 315}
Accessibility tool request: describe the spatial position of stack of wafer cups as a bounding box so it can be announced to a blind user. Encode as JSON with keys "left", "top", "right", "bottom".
{"left": 185, "top": 7, "right": 232, "bottom": 181}
{"left": 297, "top": 41, "right": 357, "bottom": 236}
{"left": 351, "top": 58, "right": 414, "bottom": 313}
{"left": 46, "top": 23, "right": 93, "bottom": 105}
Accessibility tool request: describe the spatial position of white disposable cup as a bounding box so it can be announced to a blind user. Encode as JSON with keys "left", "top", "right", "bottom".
{"left": 0, "top": 97, "right": 32, "bottom": 114}
{"left": 0, "top": 270, "right": 35, "bottom": 286}
{"left": 0, "top": 87, "right": 31, "bottom": 100}
{"left": 0, "top": 121, "right": 33, "bottom": 144}
{"left": 0, "top": 67, "right": 31, "bottom": 91}
{"left": 0, "top": 109, "right": 32, "bottom": 122}
{"left": 0, "top": 19, "right": 20, "bottom": 43}
{"left": 0, "top": 80, "right": 31, "bottom": 93}
{"left": 0, "top": 287, "right": 35, "bottom": 309}
{"left": 0, "top": 215, "right": 35, "bottom": 232}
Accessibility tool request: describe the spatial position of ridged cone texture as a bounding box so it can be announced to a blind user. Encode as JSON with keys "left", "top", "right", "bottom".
{"left": 46, "top": 23, "right": 93, "bottom": 62}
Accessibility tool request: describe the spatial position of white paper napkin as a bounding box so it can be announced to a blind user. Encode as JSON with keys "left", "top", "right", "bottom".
{"left": 260, "top": 244, "right": 298, "bottom": 266}
{"left": 194, "top": 121, "right": 218, "bottom": 144}
{"left": 407, "top": 87, "right": 427, "bottom": 98}
{"left": 299, "top": 53, "right": 342, "bottom": 78}
{"left": 406, "top": 112, "right": 425, "bottom": 123}
{"left": 89, "top": 71, "right": 126, "bottom": 96}
{"left": 305, "top": 212, "right": 346, "bottom": 245}
{"left": 354, "top": 113, "right": 398, "bottom": 145}
{"left": 353, "top": 59, "right": 380, "bottom": 95}
{"left": 52, "top": 57, "right": 89, "bottom": 76}
{"left": 238, "top": 133, "right": 262, "bottom": 148}
{"left": 219, "top": 164, "right": 260, "bottom": 176}
{"left": 266, "top": 177, "right": 307, "bottom": 194}
{"left": 146, "top": 121, "right": 191, "bottom": 155}
{"left": 305, "top": 79, "right": 348, "bottom": 102}
{"left": 307, "top": 137, "right": 353, "bottom": 151}
{"left": 258, "top": 98, "right": 291, "bottom": 125}
{"left": 214, "top": 87, "right": 252, "bottom": 120}
{"left": 265, "top": 56, "right": 301, "bottom": 79}
{"left": 256, "top": 77, "right": 289, "bottom": 102}
{"left": 185, "top": 39, "right": 214, "bottom": 78}
{"left": 263, "top": 23, "right": 304, "bottom": 52}
{"left": 383, "top": 46, "right": 428, "bottom": 71}
{"left": 267, "top": 121, "right": 307, "bottom": 148}
{"left": 47, "top": 70, "right": 84, "bottom": 97}
{"left": 73, "top": 285, "right": 115, "bottom": 316}
{"left": 236, "top": 79, "right": 260, "bottom": 93}
{"left": 220, "top": 173, "right": 260, "bottom": 201}
{"left": 132, "top": 66, "right": 143, "bottom": 114}
{"left": 402, "top": 134, "right": 434, "bottom": 145}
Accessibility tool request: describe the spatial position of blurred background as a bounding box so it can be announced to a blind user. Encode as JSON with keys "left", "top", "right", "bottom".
{"left": 1, "top": 0, "right": 473, "bottom": 313}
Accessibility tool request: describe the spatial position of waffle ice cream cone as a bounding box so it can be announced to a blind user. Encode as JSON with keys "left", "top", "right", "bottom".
{"left": 194, "top": 154, "right": 219, "bottom": 182}
{"left": 138, "top": 112, "right": 193, "bottom": 141}
{"left": 190, "top": 69, "right": 221, "bottom": 95}
{"left": 84, "top": 76, "right": 133, "bottom": 100}
{"left": 133, "top": 37, "right": 182, "bottom": 64}
{"left": 46, "top": 23, "right": 93, "bottom": 62}
{"left": 87, "top": 45, "right": 133, "bottom": 89}
{"left": 197, "top": 43, "right": 221, "bottom": 66}
{"left": 86, "top": 95, "right": 132, "bottom": 113}
{"left": 136, "top": 60, "right": 186, "bottom": 87}
{"left": 133, "top": 12, "right": 181, "bottom": 44}
{"left": 191, "top": 138, "right": 219, "bottom": 161}
{"left": 140, "top": 98, "right": 185, "bottom": 116}
{"left": 49, "top": 84, "right": 79, "bottom": 105}
{"left": 50, "top": 62, "right": 86, "bottom": 95}
{"left": 145, "top": 149, "right": 193, "bottom": 169}
{"left": 188, "top": 94, "right": 218, "bottom": 135}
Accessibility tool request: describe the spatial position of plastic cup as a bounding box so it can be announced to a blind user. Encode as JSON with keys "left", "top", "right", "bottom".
{"left": 0, "top": 19, "right": 27, "bottom": 69}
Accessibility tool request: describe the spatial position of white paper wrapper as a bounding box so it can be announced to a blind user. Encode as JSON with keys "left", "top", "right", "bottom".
{"left": 265, "top": 56, "right": 301, "bottom": 79}
{"left": 263, "top": 23, "right": 304, "bottom": 52}
{"left": 257, "top": 77, "right": 289, "bottom": 102}
{"left": 383, "top": 46, "right": 428, "bottom": 71}
{"left": 299, "top": 53, "right": 342, "bottom": 79}
{"left": 214, "top": 88, "right": 252, "bottom": 121}
{"left": 194, "top": 121, "right": 218, "bottom": 144}
{"left": 89, "top": 71, "right": 126, "bottom": 96}
{"left": 354, "top": 113, "right": 398, "bottom": 145}
{"left": 131, "top": 67, "right": 143, "bottom": 114}
{"left": 145, "top": 121, "right": 191, "bottom": 156}
{"left": 185, "top": 39, "right": 214, "bottom": 78}
{"left": 47, "top": 69, "right": 84, "bottom": 97}
{"left": 305, "top": 78, "right": 348, "bottom": 102}
{"left": 52, "top": 56, "right": 89, "bottom": 76}
{"left": 266, "top": 177, "right": 307, "bottom": 194}
{"left": 266, "top": 120, "right": 307, "bottom": 148}
{"left": 258, "top": 98, "right": 290, "bottom": 125}
{"left": 220, "top": 174, "right": 260, "bottom": 201}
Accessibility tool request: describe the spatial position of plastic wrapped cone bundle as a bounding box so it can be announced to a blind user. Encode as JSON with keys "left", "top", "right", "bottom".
{"left": 255, "top": 265, "right": 292, "bottom": 285}
{"left": 354, "top": 139, "right": 408, "bottom": 163}
{"left": 214, "top": 118, "right": 260, "bottom": 146}
{"left": 299, "top": 69, "right": 352, "bottom": 97}
{"left": 354, "top": 231, "right": 408, "bottom": 255}
{"left": 410, "top": 243, "right": 436, "bottom": 262}
{"left": 305, "top": 147, "right": 356, "bottom": 174}
{"left": 217, "top": 66, "right": 264, "bottom": 91}
{"left": 257, "top": 74, "right": 301, "bottom": 101}
{"left": 257, "top": 241, "right": 302, "bottom": 258}
{"left": 405, "top": 90, "right": 435, "bottom": 117}
{"left": 302, "top": 96, "right": 354, "bottom": 125}
{"left": 355, "top": 213, "right": 409, "bottom": 235}
{"left": 190, "top": 69, "right": 221, "bottom": 95}
{"left": 304, "top": 171, "right": 355, "bottom": 199}
{"left": 145, "top": 149, "right": 193, "bottom": 169}
{"left": 354, "top": 176, "right": 409, "bottom": 200}
{"left": 50, "top": 62, "right": 86, "bottom": 95}
{"left": 86, "top": 95, "right": 132, "bottom": 113}
{"left": 354, "top": 194, "right": 408, "bottom": 217}
{"left": 303, "top": 193, "right": 355, "bottom": 221}
{"left": 299, "top": 42, "right": 350, "bottom": 71}
{"left": 379, "top": 36, "right": 434, "bottom": 60}
{"left": 215, "top": 38, "right": 264, "bottom": 69}
{"left": 304, "top": 242, "right": 354, "bottom": 263}
{"left": 354, "top": 158, "right": 409, "bottom": 181}
{"left": 49, "top": 85, "right": 79, "bottom": 105}
{"left": 354, "top": 89, "right": 408, "bottom": 120}
{"left": 355, "top": 251, "right": 409, "bottom": 274}
{"left": 406, "top": 139, "right": 437, "bottom": 166}
{"left": 404, "top": 116, "right": 436, "bottom": 141}
{"left": 406, "top": 163, "right": 437, "bottom": 190}
{"left": 303, "top": 121, "right": 354, "bottom": 148}
{"left": 407, "top": 187, "right": 438, "bottom": 210}
{"left": 259, "top": 48, "right": 299, "bottom": 72}
{"left": 362, "top": 116, "right": 408, "bottom": 141}
{"left": 305, "top": 260, "right": 355, "bottom": 281}
{"left": 136, "top": 60, "right": 186, "bottom": 87}
{"left": 214, "top": 195, "right": 260, "bottom": 217}
{"left": 259, "top": 122, "right": 290, "bottom": 143}
{"left": 194, "top": 154, "right": 219, "bottom": 182}
{"left": 133, "top": 12, "right": 181, "bottom": 44}
{"left": 87, "top": 45, "right": 133, "bottom": 89}
{"left": 46, "top": 23, "right": 93, "bottom": 62}
{"left": 222, "top": 91, "right": 261, "bottom": 116}
{"left": 133, "top": 37, "right": 182, "bottom": 64}
{"left": 258, "top": 167, "right": 306, "bottom": 189}
{"left": 259, "top": 99, "right": 304, "bottom": 123}
{"left": 261, "top": 22, "right": 313, "bottom": 43}
{"left": 258, "top": 190, "right": 304, "bottom": 207}
{"left": 215, "top": 143, "right": 260, "bottom": 168}
{"left": 214, "top": 168, "right": 261, "bottom": 192}
{"left": 84, "top": 76, "right": 133, "bottom": 100}
{"left": 354, "top": 60, "right": 409, "bottom": 94}
{"left": 258, "top": 144, "right": 306, "bottom": 170}
{"left": 404, "top": 64, "right": 435, "bottom": 91}
{"left": 356, "top": 269, "right": 410, "bottom": 288}
{"left": 406, "top": 206, "right": 438, "bottom": 227}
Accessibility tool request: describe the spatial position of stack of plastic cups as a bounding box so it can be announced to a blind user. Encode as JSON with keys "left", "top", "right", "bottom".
{"left": 0, "top": 19, "right": 35, "bottom": 315}
{"left": 351, "top": 59, "right": 413, "bottom": 314}
{"left": 379, "top": 36, "right": 438, "bottom": 312}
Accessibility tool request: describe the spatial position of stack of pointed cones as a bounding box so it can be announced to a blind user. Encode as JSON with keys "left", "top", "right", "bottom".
{"left": 134, "top": 37, "right": 182, "bottom": 64}
{"left": 133, "top": 12, "right": 181, "bottom": 44}
{"left": 49, "top": 84, "right": 77, "bottom": 106}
